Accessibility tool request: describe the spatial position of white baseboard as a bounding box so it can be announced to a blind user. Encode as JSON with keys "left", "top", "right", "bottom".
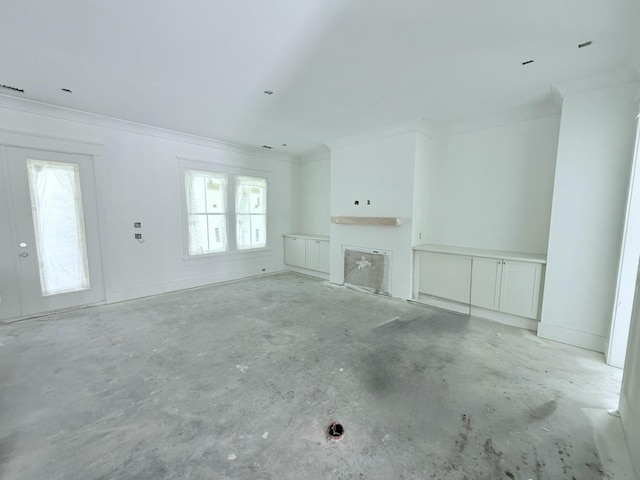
{"left": 106, "top": 267, "right": 286, "bottom": 304}
{"left": 412, "top": 294, "right": 470, "bottom": 314}
{"left": 470, "top": 306, "right": 538, "bottom": 332}
{"left": 537, "top": 322, "right": 607, "bottom": 353}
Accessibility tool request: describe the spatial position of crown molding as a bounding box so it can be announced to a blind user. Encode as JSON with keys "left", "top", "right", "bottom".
{"left": 0, "top": 94, "right": 297, "bottom": 164}
{"left": 551, "top": 68, "right": 640, "bottom": 100}
{"left": 326, "top": 118, "right": 436, "bottom": 151}
{"left": 432, "top": 101, "right": 561, "bottom": 137}
{"left": 296, "top": 144, "right": 331, "bottom": 163}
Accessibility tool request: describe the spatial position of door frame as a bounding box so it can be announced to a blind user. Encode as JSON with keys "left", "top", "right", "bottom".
{"left": 607, "top": 110, "right": 640, "bottom": 368}
{"left": 0, "top": 128, "right": 109, "bottom": 322}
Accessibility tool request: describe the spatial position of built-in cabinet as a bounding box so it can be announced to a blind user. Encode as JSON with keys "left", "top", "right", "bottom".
{"left": 417, "top": 251, "right": 471, "bottom": 304}
{"left": 284, "top": 234, "right": 330, "bottom": 277}
{"left": 414, "top": 244, "right": 545, "bottom": 329}
{"left": 470, "top": 257, "right": 542, "bottom": 319}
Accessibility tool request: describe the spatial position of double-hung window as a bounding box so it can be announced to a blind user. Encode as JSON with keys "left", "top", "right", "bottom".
{"left": 185, "top": 170, "right": 228, "bottom": 255}
{"left": 236, "top": 176, "right": 267, "bottom": 250}
{"left": 182, "top": 165, "right": 268, "bottom": 256}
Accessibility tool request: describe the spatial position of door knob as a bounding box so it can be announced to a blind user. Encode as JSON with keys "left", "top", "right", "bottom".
{"left": 19, "top": 252, "right": 28, "bottom": 257}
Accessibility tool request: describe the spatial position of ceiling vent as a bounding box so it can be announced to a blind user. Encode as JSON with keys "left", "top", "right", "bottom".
{"left": 1, "top": 83, "right": 25, "bottom": 93}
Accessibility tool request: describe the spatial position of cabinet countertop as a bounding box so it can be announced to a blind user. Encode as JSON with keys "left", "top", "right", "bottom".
{"left": 413, "top": 244, "right": 546, "bottom": 264}
{"left": 283, "top": 234, "right": 330, "bottom": 241}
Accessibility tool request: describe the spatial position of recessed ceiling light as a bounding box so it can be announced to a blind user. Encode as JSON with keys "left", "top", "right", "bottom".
{"left": 578, "top": 41, "right": 592, "bottom": 49}
{"left": 262, "top": 145, "right": 273, "bottom": 149}
{"left": 61, "top": 88, "right": 72, "bottom": 93}
{"left": 264, "top": 90, "right": 274, "bottom": 95}
{"left": 281, "top": 143, "right": 288, "bottom": 147}
{"left": 522, "top": 60, "right": 534, "bottom": 66}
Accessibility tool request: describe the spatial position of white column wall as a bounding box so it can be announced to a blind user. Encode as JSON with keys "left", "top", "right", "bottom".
{"left": 329, "top": 131, "right": 418, "bottom": 299}
{"left": 299, "top": 149, "right": 331, "bottom": 236}
{"left": 538, "top": 83, "right": 640, "bottom": 352}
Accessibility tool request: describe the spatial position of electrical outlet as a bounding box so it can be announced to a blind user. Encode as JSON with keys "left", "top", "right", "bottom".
{"left": 134, "top": 233, "right": 142, "bottom": 240}
{"left": 134, "top": 222, "right": 141, "bottom": 228}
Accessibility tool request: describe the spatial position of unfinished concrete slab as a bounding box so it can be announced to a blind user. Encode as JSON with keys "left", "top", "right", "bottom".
{"left": 0, "top": 272, "right": 634, "bottom": 479}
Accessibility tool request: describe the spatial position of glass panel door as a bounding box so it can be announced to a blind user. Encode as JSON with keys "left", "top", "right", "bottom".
{"left": 0, "top": 147, "right": 105, "bottom": 320}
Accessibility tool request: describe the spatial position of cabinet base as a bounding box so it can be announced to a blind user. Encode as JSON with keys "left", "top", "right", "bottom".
{"left": 470, "top": 306, "right": 538, "bottom": 332}
{"left": 285, "top": 265, "right": 329, "bottom": 281}
{"left": 413, "top": 294, "right": 470, "bottom": 315}
{"left": 412, "top": 294, "right": 539, "bottom": 332}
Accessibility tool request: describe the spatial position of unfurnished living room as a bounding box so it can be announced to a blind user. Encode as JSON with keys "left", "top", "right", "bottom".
{"left": 1, "top": 1, "right": 640, "bottom": 479}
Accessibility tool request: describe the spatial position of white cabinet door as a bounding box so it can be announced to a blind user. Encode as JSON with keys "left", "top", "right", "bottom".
{"left": 417, "top": 251, "right": 472, "bottom": 303}
{"left": 305, "top": 239, "right": 320, "bottom": 271}
{"left": 471, "top": 257, "right": 502, "bottom": 310}
{"left": 305, "top": 239, "right": 330, "bottom": 273}
{"left": 318, "top": 240, "right": 330, "bottom": 273}
{"left": 284, "top": 236, "right": 306, "bottom": 267}
{"left": 499, "top": 260, "right": 542, "bottom": 319}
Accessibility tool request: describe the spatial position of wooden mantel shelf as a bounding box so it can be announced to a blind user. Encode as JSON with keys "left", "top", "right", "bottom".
{"left": 330, "top": 216, "right": 401, "bottom": 226}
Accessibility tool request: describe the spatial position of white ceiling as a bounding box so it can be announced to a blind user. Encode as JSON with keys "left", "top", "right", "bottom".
{"left": 1, "top": 0, "right": 639, "bottom": 155}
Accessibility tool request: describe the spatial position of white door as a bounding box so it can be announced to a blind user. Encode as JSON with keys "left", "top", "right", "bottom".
{"left": 0, "top": 147, "right": 105, "bottom": 321}
{"left": 417, "top": 251, "right": 472, "bottom": 303}
{"left": 499, "top": 260, "right": 542, "bottom": 319}
{"left": 284, "top": 236, "right": 306, "bottom": 267}
{"left": 470, "top": 257, "right": 502, "bottom": 310}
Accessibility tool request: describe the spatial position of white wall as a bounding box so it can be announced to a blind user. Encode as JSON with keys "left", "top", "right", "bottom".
{"left": 298, "top": 147, "right": 331, "bottom": 236}
{"left": 411, "top": 133, "right": 431, "bottom": 246}
{"left": 0, "top": 99, "right": 297, "bottom": 305}
{"left": 539, "top": 83, "right": 639, "bottom": 352}
{"left": 329, "top": 131, "right": 419, "bottom": 299}
{"left": 423, "top": 115, "right": 560, "bottom": 253}
{"left": 619, "top": 258, "right": 640, "bottom": 478}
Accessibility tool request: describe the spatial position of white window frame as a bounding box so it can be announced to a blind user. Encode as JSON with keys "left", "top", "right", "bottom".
{"left": 235, "top": 175, "right": 267, "bottom": 250}
{"left": 178, "top": 158, "right": 270, "bottom": 260}
{"left": 184, "top": 169, "right": 228, "bottom": 255}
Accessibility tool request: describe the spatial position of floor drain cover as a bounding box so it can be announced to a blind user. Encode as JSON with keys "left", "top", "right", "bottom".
{"left": 327, "top": 422, "right": 345, "bottom": 441}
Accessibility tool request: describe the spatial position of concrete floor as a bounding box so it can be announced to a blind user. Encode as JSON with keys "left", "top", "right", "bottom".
{"left": 0, "top": 272, "right": 635, "bottom": 479}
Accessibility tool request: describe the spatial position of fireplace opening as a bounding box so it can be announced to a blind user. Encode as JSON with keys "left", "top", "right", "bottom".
{"left": 343, "top": 247, "right": 391, "bottom": 296}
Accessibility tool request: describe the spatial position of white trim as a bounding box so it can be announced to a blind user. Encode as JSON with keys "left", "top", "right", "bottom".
{"left": 104, "top": 268, "right": 285, "bottom": 304}
{"left": 433, "top": 102, "right": 561, "bottom": 137}
{"left": 537, "top": 322, "right": 607, "bottom": 353}
{"left": 0, "top": 94, "right": 297, "bottom": 164}
{"left": 412, "top": 294, "right": 470, "bottom": 315}
{"left": 326, "top": 119, "right": 434, "bottom": 150}
{"left": 296, "top": 145, "right": 331, "bottom": 164}
{"left": 177, "top": 155, "right": 272, "bottom": 176}
{"left": 285, "top": 265, "right": 329, "bottom": 280}
{"left": 551, "top": 68, "right": 640, "bottom": 100}
{"left": 0, "top": 128, "right": 103, "bottom": 156}
{"left": 470, "top": 306, "right": 538, "bottom": 332}
{"left": 607, "top": 115, "right": 640, "bottom": 367}
{"left": 619, "top": 392, "right": 640, "bottom": 478}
